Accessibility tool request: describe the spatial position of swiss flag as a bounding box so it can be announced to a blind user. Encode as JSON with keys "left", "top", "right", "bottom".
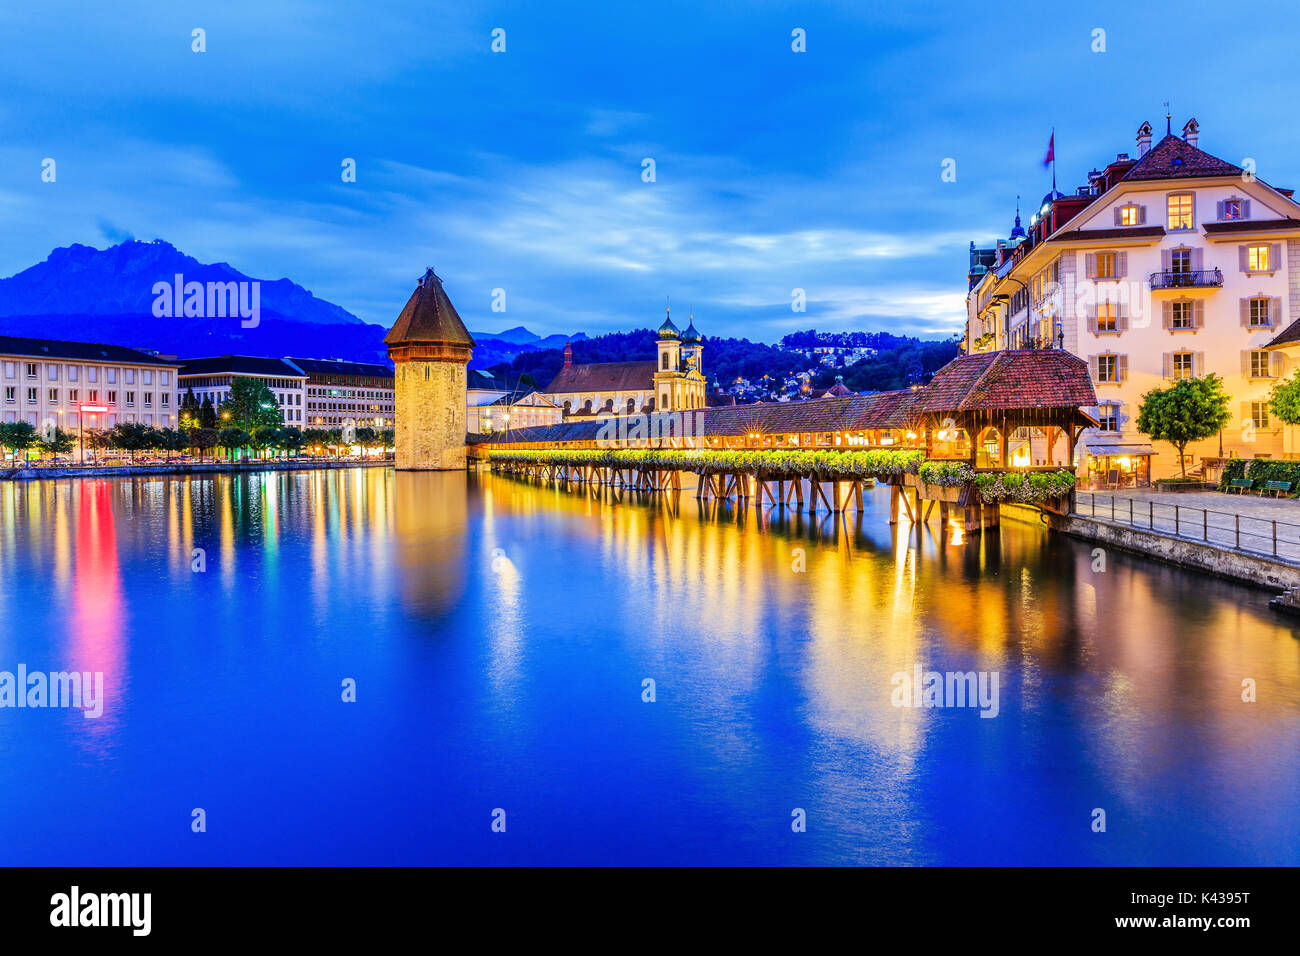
{"left": 1043, "top": 132, "right": 1055, "bottom": 168}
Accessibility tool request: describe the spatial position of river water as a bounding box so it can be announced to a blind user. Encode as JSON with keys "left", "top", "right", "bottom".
{"left": 0, "top": 468, "right": 1296, "bottom": 864}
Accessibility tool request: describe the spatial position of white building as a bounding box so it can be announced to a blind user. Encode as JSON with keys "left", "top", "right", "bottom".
{"left": 287, "top": 357, "right": 394, "bottom": 429}
{"left": 177, "top": 355, "right": 306, "bottom": 425}
{"left": 1, "top": 334, "right": 182, "bottom": 437}
{"left": 966, "top": 117, "right": 1300, "bottom": 482}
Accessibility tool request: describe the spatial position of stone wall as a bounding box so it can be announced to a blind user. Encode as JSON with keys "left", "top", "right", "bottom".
{"left": 394, "top": 360, "right": 467, "bottom": 470}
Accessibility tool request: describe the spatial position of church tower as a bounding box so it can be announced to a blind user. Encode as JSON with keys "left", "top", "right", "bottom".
{"left": 384, "top": 268, "right": 475, "bottom": 470}
{"left": 653, "top": 309, "right": 682, "bottom": 411}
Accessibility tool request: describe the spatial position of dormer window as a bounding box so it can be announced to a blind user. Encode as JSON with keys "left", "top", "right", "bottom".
{"left": 1218, "top": 197, "right": 1250, "bottom": 221}
{"left": 1119, "top": 205, "right": 1140, "bottom": 226}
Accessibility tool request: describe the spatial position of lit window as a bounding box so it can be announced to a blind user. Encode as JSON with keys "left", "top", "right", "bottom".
{"left": 1247, "top": 245, "right": 1271, "bottom": 271}
{"left": 1097, "top": 355, "right": 1118, "bottom": 382}
{"left": 1250, "top": 350, "right": 1273, "bottom": 378}
{"left": 1252, "top": 402, "right": 1271, "bottom": 428}
{"left": 1250, "top": 298, "right": 1271, "bottom": 327}
{"left": 1119, "top": 205, "right": 1139, "bottom": 226}
{"left": 1167, "top": 193, "right": 1194, "bottom": 230}
{"left": 1172, "top": 353, "right": 1193, "bottom": 379}
{"left": 1222, "top": 199, "right": 1242, "bottom": 220}
{"left": 1095, "top": 252, "right": 1116, "bottom": 278}
{"left": 1096, "top": 304, "right": 1118, "bottom": 332}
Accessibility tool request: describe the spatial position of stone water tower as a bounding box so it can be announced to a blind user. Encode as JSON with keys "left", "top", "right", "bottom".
{"left": 384, "top": 268, "right": 475, "bottom": 470}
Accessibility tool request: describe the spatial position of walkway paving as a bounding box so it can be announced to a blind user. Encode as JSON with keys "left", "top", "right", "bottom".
{"left": 1073, "top": 487, "right": 1300, "bottom": 562}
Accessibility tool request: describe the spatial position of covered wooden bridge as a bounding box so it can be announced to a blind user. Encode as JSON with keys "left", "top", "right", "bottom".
{"left": 474, "top": 349, "right": 1098, "bottom": 531}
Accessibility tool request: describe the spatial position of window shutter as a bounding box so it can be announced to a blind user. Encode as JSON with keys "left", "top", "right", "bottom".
{"left": 1242, "top": 401, "right": 1253, "bottom": 427}
{"left": 1240, "top": 298, "right": 1251, "bottom": 327}
{"left": 1162, "top": 353, "right": 1173, "bottom": 378}
{"left": 1087, "top": 308, "right": 1097, "bottom": 333}
{"left": 1272, "top": 351, "right": 1284, "bottom": 378}
{"left": 1113, "top": 207, "right": 1123, "bottom": 226}
{"left": 1216, "top": 200, "right": 1225, "bottom": 220}
{"left": 1138, "top": 205, "right": 1147, "bottom": 225}
{"left": 1162, "top": 248, "right": 1172, "bottom": 272}
{"left": 1085, "top": 253, "right": 1096, "bottom": 279}
{"left": 1273, "top": 296, "right": 1285, "bottom": 328}
{"left": 1193, "top": 301, "right": 1205, "bottom": 328}
{"left": 1088, "top": 355, "right": 1099, "bottom": 380}
{"left": 1242, "top": 350, "right": 1253, "bottom": 377}
{"left": 1194, "top": 351, "right": 1205, "bottom": 376}
{"left": 1118, "top": 309, "right": 1129, "bottom": 332}
{"left": 1191, "top": 248, "right": 1203, "bottom": 272}
{"left": 1271, "top": 243, "right": 1282, "bottom": 271}
{"left": 1243, "top": 199, "right": 1252, "bottom": 219}
{"left": 1116, "top": 251, "right": 1128, "bottom": 277}
{"left": 1118, "top": 354, "right": 1128, "bottom": 381}
{"left": 1162, "top": 302, "right": 1172, "bottom": 329}
{"left": 1239, "top": 245, "right": 1250, "bottom": 272}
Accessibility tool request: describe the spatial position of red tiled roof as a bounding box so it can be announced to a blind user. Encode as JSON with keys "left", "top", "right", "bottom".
{"left": 1122, "top": 134, "right": 1242, "bottom": 181}
{"left": 543, "top": 360, "right": 656, "bottom": 394}
{"left": 1265, "top": 317, "right": 1300, "bottom": 350}
{"left": 1049, "top": 226, "right": 1165, "bottom": 243}
{"left": 485, "top": 351, "right": 1095, "bottom": 444}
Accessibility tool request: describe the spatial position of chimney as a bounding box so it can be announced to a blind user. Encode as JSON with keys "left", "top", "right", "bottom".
{"left": 563, "top": 341, "right": 572, "bottom": 368}
{"left": 1183, "top": 117, "right": 1199, "bottom": 147}
{"left": 1136, "top": 121, "right": 1152, "bottom": 157}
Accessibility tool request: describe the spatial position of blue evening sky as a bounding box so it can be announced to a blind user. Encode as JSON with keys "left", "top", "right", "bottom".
{"left": 1, "top": 1, "right": 1296, "bottom": 341}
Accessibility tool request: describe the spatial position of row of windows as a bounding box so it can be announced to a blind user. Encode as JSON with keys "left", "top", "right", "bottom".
{"left": 3, "top": 387, "right": 170, "bottom": 407}
{"left": 1115, "top": 194, "right": 1250, "bottom": 231}
{"left": 306, "top": 387, "right": 392, "bottom": 398}
{"left": 1096, "top": 400, "right": 1273, "bottom": 431}
{"left": 1092, "top": 350, "right": 1281, "bottom": 382}
{"left": 1, "top": 362, "right": 171, "bottom": 386}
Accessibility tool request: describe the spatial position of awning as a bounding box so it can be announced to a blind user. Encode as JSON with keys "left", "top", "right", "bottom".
{"left": 1086, "top": 443, "right": 1157, "bottom": 457}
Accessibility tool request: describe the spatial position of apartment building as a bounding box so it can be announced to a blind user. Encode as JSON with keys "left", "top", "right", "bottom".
{"left": 286, "top": 357, "right": 394, "bottom": 429}
{"left": 0, "top": 334, "right": 182, "bottom": 434}
{"left": 177, "top": 356, "right": 307, "bottom": 425}
{"left": 471, "top": 389, "right": 563, "bottom": 434}
{"left": 966, "top": 117, "right": 1300, "bottom": 481}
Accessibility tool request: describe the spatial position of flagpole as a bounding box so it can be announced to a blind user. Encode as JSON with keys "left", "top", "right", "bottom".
{"left": 1051, "top": 126, "right": 1056, "bottom": 193}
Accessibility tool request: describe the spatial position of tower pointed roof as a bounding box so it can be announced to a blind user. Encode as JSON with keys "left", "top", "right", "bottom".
{"left": 385, "top": 268, "right": 475, "bottom": 347}
{"left": 682, "top": 314, "right": 702, "bottom": 343}
{"left": 1122, "top": 133, "right": 1241, "bottom": 181}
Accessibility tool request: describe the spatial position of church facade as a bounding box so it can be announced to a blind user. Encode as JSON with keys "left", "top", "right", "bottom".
{"left": 544, "top": 313, "right": 708, "bottom": 418}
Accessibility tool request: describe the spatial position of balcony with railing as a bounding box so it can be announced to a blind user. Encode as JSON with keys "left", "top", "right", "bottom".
{"left": 1148, "top": 268, "right": 1224, "bottom": 291}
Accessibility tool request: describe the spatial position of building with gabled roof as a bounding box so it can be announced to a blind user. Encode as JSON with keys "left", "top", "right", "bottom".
{"left": 543, "top": 310, "right": 707, "bottom": 417}
{"left": 966, "top": 116, "right": 1300, "bottom": 482}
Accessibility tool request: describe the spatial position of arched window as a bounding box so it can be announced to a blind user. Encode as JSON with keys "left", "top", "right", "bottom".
{"left": 661, "top": 392, "right": 670, "bottom": 410}
{"left": 582, "top": 399, "right": 593, "bottom": 413}
{"left": 661, "top": 353, "right": 669, "bottom": 370}
{"left": 562, "top": 400, "right": 571, "bottom": 415}
{"left": 626, "top": 398, "right": 636, "bottom": 415}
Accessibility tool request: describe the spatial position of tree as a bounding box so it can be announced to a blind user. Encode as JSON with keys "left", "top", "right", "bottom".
{"left": 179, "top": 388, "right": 201, "bottom": 430}
{"left": 219, "top": 377, "right": 282, "bottom": 431}
{"left": 191, "top": 428, "right": 219, "bottom": 460}
{"left": 252, "top": 426, "right": 281, "bottom": 459}
{"left": 153, "top": 427, "right": 190, "bottom": 461}
{"left": 218, "top": 426, "right": 251, "bottom": 461}
{"left": 37, "top": 427, "right": 76, "bottom": 457}
{"left": 1270, "top": 372, "right": 1300, "bottom": 425}
{"left": 0, "top": 421, "right": 38, "bottom": 464}
{"left": 108, "top": 422, "right": 154, "bottom": 460}
{"left": 200, "top": 395, "right": 218, "bottom": 429}
{"left": 1136, "top": 374, "right": 1232, "bottom": 478}
{"left": 279, "top": 427, "right": 305, "bottom": 457}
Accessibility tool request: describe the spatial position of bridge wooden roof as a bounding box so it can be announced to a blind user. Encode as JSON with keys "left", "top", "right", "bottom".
{"left": 478, "top": 350, "right": 1096, "bottom": 445}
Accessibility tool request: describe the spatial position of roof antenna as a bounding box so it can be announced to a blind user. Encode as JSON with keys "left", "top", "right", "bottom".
{"left": 1164, "top": 101, "right": 1171, "bottom": 135}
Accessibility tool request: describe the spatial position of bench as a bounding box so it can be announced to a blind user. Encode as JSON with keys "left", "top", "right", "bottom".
{"left": 1263, "top": 480, "right": 1293, "bottom": 498}
{"left": 1227, "top": 479, "right": 1254, "bottom": 494}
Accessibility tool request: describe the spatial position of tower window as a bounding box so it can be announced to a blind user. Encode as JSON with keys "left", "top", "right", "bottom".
{"left": 661, "top": 353, "right": 669, "bottom": 370}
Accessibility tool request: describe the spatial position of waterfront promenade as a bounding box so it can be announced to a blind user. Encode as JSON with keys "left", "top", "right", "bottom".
{"left": 0, "top": 458, "right": 392, "bottom": 481}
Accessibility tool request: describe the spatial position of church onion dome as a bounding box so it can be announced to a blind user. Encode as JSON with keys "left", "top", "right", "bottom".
{"left": 1040, "top": 189, "right": 1064, "bottom": 209}
{"left": 658, "top": 314, "right": 680, "bottom": 338}
{"left": 969, "top": 263, "right": 988, "bottom": 277}
{"left": 682, "top": 317, "right": 702, "bottom": 343}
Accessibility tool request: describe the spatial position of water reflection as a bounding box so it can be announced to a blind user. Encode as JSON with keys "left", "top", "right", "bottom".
{"left": 0, "top": 467, "right": 1295, "bottom": 864}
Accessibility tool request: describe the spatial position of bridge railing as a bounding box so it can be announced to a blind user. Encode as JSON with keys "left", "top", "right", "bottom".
{"left": 1072, "top": 492, "right": 1300, "bottom": 560}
